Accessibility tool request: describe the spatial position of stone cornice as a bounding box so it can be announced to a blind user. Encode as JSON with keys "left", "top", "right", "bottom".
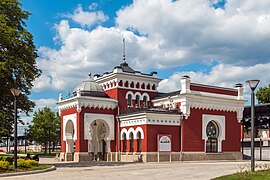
{"left": 120, "top": 112, "right": 181, "bottom": 127}
{"left": 57, "top": 96, "right": 118, "bottom": 113}
{"left": 151, "top": 90, "right": 245, "bottom": 122}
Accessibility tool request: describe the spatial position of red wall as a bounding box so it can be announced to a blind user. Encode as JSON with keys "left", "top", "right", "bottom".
{"left": 182, "top": 108, "right": 241, "bottom": 152}
{"left": 60, "top": 107, "right": 78, "bottom": 153}
{"left": 147, "top": 125, "right": 180, "bottom": 152}
{"left": 190, "top": 84, "right": 238, "bottom": 96}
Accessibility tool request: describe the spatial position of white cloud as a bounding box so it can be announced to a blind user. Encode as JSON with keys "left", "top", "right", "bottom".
{"left": 34, "top": 98, "right": 58, "bottom": 111}
{"left": 34, "top": 0, "right": 270, "bottom": 93}
{"left": 158, "top": 62, "right": 270, "bottom": 103}
{"left": 116, "top": 0, "right": 270, "bottom": 65}
{"left": 67, "top": 4, "right": 108, "bottom": 27}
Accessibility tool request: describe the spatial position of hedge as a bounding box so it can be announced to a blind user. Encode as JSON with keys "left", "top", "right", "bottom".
{"left": 0, "top": 161, "right": 10, "bottom": 170}
{"left": 0, "top": 156, "right": 13, "bottom": 164}
{"left": 17, "top": 158, "right": 39, "bottom": 168}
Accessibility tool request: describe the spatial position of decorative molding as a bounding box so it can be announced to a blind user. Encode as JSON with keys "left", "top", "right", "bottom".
{"left": 63, "top": 114, "right": 77, "bottom": 141}
{"left": 125, "top": 91, "right": 135, "bottom": 100}
{"left": 202, "top": 114, "right": 225, "bottom": 152}
{"left": 120, "top": 112, "right": 181, "bottom": 127}
{"left": 120, "top": 128, "right": 128, "bottom": 140}
{"left": 141, "top": 93, "right": 150, "bottom": 101}
{"left": 120, "top": 127, "right": 145, "bottom": 140}
{"left": 95, "top": 72, "right": 160, "bottom": 92}
{"left": 152, "top": 90, "right": 245, "bottom": 121}
{"left": 127, "top": 128, "right": 135, "bottom": 139}
{"left": 84, "top": 113, "right": 115, "bottom": 140}
{"left": 58, "top": 96, "right": 117, "bottom": 112}
{"left": 134, "top": 127, "right": 144, "bottom": 139}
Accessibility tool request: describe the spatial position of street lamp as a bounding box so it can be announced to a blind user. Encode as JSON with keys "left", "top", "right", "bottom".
{"left": 47, "top": 124, "right": 51, "bottom": 155}
{"left": 246, "top": 80, "right": 260, "bottom": 172}
{"left": 10, "top": 88, "right": 21, "bottom": 170}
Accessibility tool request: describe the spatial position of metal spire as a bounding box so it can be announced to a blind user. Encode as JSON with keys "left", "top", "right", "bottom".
{"left": 122, "top": 38, "right": 126, "bottom": 63}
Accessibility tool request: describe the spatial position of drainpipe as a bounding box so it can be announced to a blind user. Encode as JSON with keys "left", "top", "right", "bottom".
{"left": 180, "top": 114, "right": 183, "bottom": 161}
{"left": 117, "top": 106, "right": 121, "bottom": 161}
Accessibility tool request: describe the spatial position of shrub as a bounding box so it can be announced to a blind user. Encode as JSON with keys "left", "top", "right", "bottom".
{"left": 17, "top": 158, "right": 39, "bottom": 168}
{"left": 0, "top": 156, "right": 13, "bottom": 164}
{"left": 27, "top": 159, "right": 39, "bottom": 167}
{"left": 0, "top": 161, "right": 10, "bottom": 170}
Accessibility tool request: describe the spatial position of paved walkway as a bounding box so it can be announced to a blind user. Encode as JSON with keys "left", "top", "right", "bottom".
{"left": 2, "top": 157, "right": 270, "bottom": 180}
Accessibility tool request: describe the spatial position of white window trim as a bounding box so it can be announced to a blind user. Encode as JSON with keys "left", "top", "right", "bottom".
{"left": 202, "top": 114, "right": 225, "bottom": 153}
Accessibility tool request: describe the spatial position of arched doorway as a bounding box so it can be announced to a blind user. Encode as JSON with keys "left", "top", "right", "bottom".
{"left": 65, "top": 120, "right": 75, "bottom": 160}
{"left": 89, "top": 120, "right": 110, "bottom": 161}
{"left": 206, "top": 121, "right": 219, "bottom": 153}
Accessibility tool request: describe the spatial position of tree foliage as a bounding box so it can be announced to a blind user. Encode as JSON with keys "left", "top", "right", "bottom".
{"left": 256, "top": 84, "right": 270, "bottom": 104}
{"left": 28, "top": 107, "right": 60, "bottom": 154}
{"left": 0, "top": 0, "right": 41, "bottom": 138}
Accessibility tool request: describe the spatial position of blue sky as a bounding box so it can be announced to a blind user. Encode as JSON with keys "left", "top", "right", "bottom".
{"left": 18, "top": 0, "right": 270, "bottom": 124}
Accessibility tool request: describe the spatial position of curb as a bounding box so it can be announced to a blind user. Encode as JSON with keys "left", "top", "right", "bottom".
{"left": 0, "top": 165, "right": 56, "bottom": 177}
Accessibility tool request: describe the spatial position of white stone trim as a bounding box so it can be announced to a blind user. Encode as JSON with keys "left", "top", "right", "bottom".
{"left": 120, "top": 128, "right": 128, "bottom": 140}
{"left": 135, "top": 127, "right": 144, "bottom": 139}
{"left": 141, "top": 93, "right": 150, "bottom": 101}
{"left": 202, "top": 114, "right": 225, "bottom": 153}
{"left": 127, "top": 128, "right": 135, "bottom": 140}
{"left": 63, "top": 113, "right": 77, "bottom": 141}
{"left": 125, "top": 91, "right": 135, "bottom": 100}
{"left": 84, "top": 113, "right": 115, "bottom": 140}
{"left": 95, "top": 72, "right": 161, "bottom": 92}
{"left": 152, "top": 90, "right": 245, "bottom": 121}
{"left": 134, "top": 92, "right": 142, "bottom": 100}
{"left": 58, "top": 96, "right": 117, "bottom": 113}
{"left": 120, "top": 112, "right": 181, "bottom": 127}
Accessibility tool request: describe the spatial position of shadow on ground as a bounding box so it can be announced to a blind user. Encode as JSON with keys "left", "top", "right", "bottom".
{"left": 39, "top": 157, "right": 140, "bottom": 168}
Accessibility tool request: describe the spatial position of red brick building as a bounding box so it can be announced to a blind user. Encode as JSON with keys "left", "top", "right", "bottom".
{"left": 58, "top": 62, "right": 245, "bottom": 162}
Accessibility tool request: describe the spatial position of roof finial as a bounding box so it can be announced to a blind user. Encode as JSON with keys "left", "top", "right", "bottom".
{"left": 88, "top": 73, "right": 91, "bottom": 77}
{"left": 122, "top": 38, "right": 126, "bottom": 63}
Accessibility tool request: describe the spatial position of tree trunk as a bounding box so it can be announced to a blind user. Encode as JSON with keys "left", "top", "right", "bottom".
{"left": 6, "top": 136, "right": 9, "bottom": 152}
{"left": 52, "top": 142, "right": 55, "bottom": 151}
{"left": 44, "top": 140, "right": 47, "bottom": 154}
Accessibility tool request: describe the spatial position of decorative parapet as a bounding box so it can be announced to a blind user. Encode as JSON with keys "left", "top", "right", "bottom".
{"left": 57, "top": 96, "right": 118, "bottom": 113}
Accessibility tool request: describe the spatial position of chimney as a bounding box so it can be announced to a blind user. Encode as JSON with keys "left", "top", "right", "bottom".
{"left": 180, "top": 75, "right": 191, "bottom": 94}
{"left": 234, "top": 83, "right": 244, "bottom": 100}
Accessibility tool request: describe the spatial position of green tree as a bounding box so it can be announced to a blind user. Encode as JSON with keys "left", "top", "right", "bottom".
{"left": 0, "top": 0, "right": 41, "bottom": 139}
{"left": 256, "top": 84, "right": 270, "bottom": 104}
{"left": 28, "top": 107, "right": 60, "bottom": 154}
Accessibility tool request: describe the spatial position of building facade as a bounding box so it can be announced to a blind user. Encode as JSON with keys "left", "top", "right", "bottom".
{"left": 58, "top": 62, "right": 245, "bottom": 162}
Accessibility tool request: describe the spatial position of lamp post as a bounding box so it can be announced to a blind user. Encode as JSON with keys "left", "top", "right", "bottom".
{"left": 246, "top": 80, "right": 260, "bottom": 172}
{"left": 10, "top": 88, "right": 21, "bottom": 170}
{"left": 48, "top": 124, "right": 51, "bottom": 155}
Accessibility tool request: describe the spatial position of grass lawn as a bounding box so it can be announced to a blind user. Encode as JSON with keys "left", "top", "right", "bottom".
{"left": 0, "top": 164, "right": 52, "bottom": 174}
{"left": 213, "top": 169, "right": 270, "bottom": 180}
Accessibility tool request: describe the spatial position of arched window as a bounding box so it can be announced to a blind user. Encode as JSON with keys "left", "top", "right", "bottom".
{"left": 122, "top": 133, "right": 127, "bottom": 152}
{"left": 136, "top": 95, "right": 140, "bottom": 108}
{"left": 143, "top": 96, "right": 147, "bottom": 108}
{"left": 137, "top": 131, "right": 142, "bottom": 152}
{"left": 130, "top": 132, "right": 134, "bottom": 152}
{"left": 127, "top": 94, "right": 132, "bottom": 107}
{"left": 206, "top": 121, "right": 219, "bottom": 153}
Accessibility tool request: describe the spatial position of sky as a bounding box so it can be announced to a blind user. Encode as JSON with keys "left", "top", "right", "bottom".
{"left": 18, "top": 0, "right": 270, "bottom": 125}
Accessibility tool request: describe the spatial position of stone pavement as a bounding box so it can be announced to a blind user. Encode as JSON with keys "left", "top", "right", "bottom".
{"left": 2, "top": 157, "right": 270, "bottom": 180}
